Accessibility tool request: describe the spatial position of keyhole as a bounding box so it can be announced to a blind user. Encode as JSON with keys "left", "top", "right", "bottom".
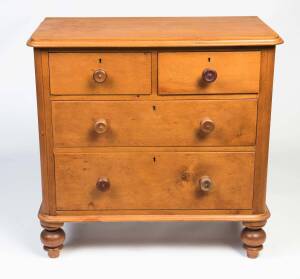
{"left": 152, "top": 105, "right": 156, "bottom": 111}
{"left": 153, "top": 156, "right": 156, "bottom": 163}
{"left": 99, "top": 58, "right": 102, "bottom": 63}
{"left": 208, "top": 57, "right": 211, "bottom": 62}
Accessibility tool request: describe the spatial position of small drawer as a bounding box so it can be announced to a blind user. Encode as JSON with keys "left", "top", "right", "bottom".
{"left": 52, "top": 99, "right": 257, "bottom": 147}
{"left": 49, "top": 52, "right": 152, "bottom": 95}
{"left": 55, "top": 152, "right": 254, "bottom": 210}
{"left": 158, "top": 51, "right": 261, "bottom": 95}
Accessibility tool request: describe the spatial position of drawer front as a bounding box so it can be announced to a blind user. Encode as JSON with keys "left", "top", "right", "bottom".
{"left": 158, "top": 51, "right": 261, "bottom": 95}
{"left": 49, "top": 52, "right": 152, "bottom": 95}
{"left": 55, "top": 152, "right": 254, "bottom": 210}
{"left": 52, "top": 99, "right": 257, "bottom": 147}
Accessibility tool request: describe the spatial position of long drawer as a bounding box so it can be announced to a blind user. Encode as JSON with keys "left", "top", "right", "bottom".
{"left": 52, "top": 99, "right": 257, "bottom": 147}
{"left": 55, "top": 152, "right": 255, "bottom": 210}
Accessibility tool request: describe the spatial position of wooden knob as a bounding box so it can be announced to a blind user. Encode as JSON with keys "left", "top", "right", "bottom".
{"left": 96, "top": 177, "right": 110, "bottom": 192}
{"left": 94, "top": 119, "right": 108, "bottom": 134}
{"left": 200, "top": 118, "right": 215, "bottom": 134}
{"left": 93, "top": 69, "right": 107, "bottom": 83}
{"left": 202, "top": 68, "right": 217, "bottom": 83}
{"left": 199, "top": 176, "right": 213, "bottom": 192}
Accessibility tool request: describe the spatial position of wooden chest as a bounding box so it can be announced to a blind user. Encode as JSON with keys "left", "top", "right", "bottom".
{"left": 27, "top": 17, "right": 283, "bottom": 258}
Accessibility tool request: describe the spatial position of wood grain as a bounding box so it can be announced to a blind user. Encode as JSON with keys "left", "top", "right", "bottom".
{"left": 158, "top": 51, "right": 261, "bottom": 94}
{"left": 27, "top": 17, "right": 283, "bottom": 48}
{"left": 54, "top": 146, "right": 256, "bottom": 153}
{"left": 49, "top": 52, "right": 152, "bottom": 95}
{"left": 54, "top": 152, "right": 255, "bottom": 210}
{"left": 34, "top": 49, "right": 49, "bottom": 214}
{"left": 38, "top": 207, "right": 270, "bottom": 223}
{"left": 50, "top": 93, "right": 259, "bottom": 101}
{"left": 252, "top": 47, "right": 276, "bottom": 213}
{"left": 40, "top": 51, "right": 57, "bottom": 214}
{"left": 52, "top": 99, "right": 257, "bottom": 147}
{"left": 33, "top": 49, "right": 57, "bottom": 214}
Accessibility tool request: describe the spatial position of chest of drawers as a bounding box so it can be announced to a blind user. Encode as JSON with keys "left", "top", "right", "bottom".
{"left": 28, "top": 17, "right": 283, "bottom": 258}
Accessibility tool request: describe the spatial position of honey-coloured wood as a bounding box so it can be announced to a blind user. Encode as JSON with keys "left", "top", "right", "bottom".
{"left": 28, "top": 17, "right": 282, "bottom": 258}
{"left": 34, "top": 49, "right": 57, "bottom": 215}
{"left": 33, "top": 49, "right": 50, "bottom": 214}
{"left": 39, "top": 207, "right": 270, "bottom": 222}
{"left": 27, "top": 17, "right": 283, "bottom": 48}
{"left": 54, "top": 152, "right": 255, "bottom": 210}
{"left": 252, "top": 47, "right": 276, "bottom": 213}
{"left": 49, "top": 52, "right": 152, "bottom": 95}
{"left": 158, "top": 51, "right": 261, "bottom": 94}
{"left": 52, "top": 99, "right": 258, "bottom": 147}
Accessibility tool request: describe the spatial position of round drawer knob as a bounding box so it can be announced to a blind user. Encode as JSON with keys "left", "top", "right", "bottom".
{"left": 200, "top": 118, "right": 215, "bottom": 134}
{"left": 199, "top": 176, "right": 213, "bottom": 192}
{"left": 94, "top": 119, "right": 108, "bottom": 134}
{"left": 96, "top": 177, "right": 110, "bottom": 192}
{"left": 93, "top": 69, "right": 107, "bottom": 83}
{"left": 202, "top": 68, "right": 217, "bottom": 83}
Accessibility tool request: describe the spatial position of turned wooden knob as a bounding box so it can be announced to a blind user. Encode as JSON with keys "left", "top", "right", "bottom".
{"left": 93, "top": 69, "right": 107, "bottom": 83}
{"left": 199, "top": 176, "right": 213, "bottom": 192}
{"left": 202, "top": 68, "right": 217, "bottom": 83}
{"left": 200, "top": 118, "right": 215, "bottom": 134}
{"left": 96, "top": 177, "right": 110, "bottom": 192}
{"left": 94, "top": 119, "right": 108, "bottom": 134}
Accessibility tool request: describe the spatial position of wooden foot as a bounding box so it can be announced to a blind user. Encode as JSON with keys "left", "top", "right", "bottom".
{"left": 40, "top": 222, "right": 65, "bottom": 258}
{"left": 241, "top": 221, "right": 267, "bottom": 259}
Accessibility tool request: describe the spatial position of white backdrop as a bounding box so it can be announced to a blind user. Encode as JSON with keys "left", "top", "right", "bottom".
{"left": 0, "top": 0, "right": 299, "bottom": 278}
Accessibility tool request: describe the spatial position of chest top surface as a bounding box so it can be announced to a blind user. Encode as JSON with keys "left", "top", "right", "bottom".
{"left": 27, "top": 16, "right": 283, "bottom": 48}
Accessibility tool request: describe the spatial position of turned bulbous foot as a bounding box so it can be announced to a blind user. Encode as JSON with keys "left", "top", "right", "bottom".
{"left": 241, "top": 221, "right": 267, "bottom": 259}
{"left": 40, "top": 222, "right": 65, "bottom": 258}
